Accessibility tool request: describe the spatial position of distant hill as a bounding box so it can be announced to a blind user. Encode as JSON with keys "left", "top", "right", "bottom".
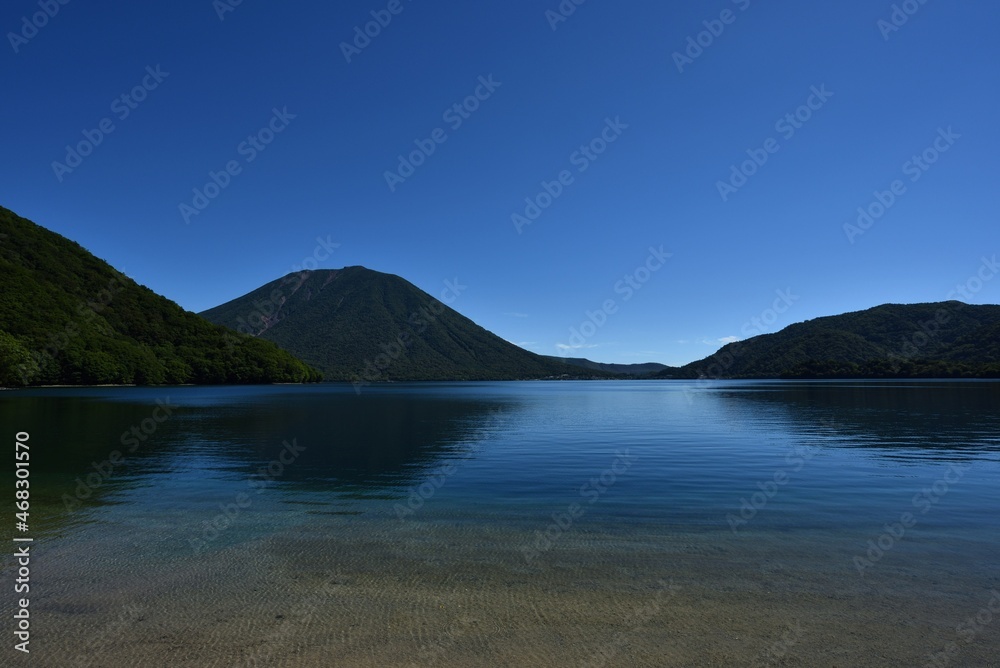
{"left": 542, "top": 356, "right": 675, "bottom": 377}
{"left": 8, "top": 204, "right": 993, "bottom": 386}
{"left": 0, "top": 206, "right": 321, "bottom": 386}
{"left": 655, "top": 302, "right": 1000, "bottom": 379}
{"left": 200, "top": 268, "right": 609, "bottom": 383}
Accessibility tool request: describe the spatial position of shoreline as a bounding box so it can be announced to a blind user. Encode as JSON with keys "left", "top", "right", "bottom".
{"left": 5, "top": 375, "right": 1000, "bottom": 392}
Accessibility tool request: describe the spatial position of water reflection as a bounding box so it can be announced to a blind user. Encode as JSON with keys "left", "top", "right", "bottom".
{"left": 4, "top": 381, "right": 999, "bottom": 543}
{"left": 0, "top": 386, "right": 520, "bottom": 537}
{"left": 178, "top": 392, "right": 516, "bottom": 490}
{"left": 708, "top": 380, "right": 1000, "bottom": 461}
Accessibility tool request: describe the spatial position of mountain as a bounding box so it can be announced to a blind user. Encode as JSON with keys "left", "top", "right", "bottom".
{"left": 0, "top": 205, "right": 322, "bottom": 386}
{"left": 9, "top": 203, "right": 993, "bottom": 387}
{"left": 200, "top": 267, "right": 608, "bottom": 383}
{"left": 656, "top": 301, "right": 1000, "bottom": 379}
{"left": 542, "top": 356, "right": 675, "bottom": 377}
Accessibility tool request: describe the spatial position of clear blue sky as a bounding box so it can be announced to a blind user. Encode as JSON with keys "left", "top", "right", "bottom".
{"left": 2, "top": 0, "right": 997, "bottom": 366}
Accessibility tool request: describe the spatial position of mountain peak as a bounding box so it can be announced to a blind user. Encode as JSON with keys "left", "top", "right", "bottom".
{"left": 201, "top": 267, "right": 590, "bottom": 382}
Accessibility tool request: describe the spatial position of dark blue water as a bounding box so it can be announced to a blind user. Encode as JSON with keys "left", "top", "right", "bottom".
{"left": 13, "top": 380, "right": 998, "bottom": 538}
{"left": 3, "top": 380, "right": 999, "bottom": 666}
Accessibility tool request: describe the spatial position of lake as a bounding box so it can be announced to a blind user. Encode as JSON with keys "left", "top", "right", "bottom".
{"left": 2, "top": 380, "right": 999, "bottom": 667}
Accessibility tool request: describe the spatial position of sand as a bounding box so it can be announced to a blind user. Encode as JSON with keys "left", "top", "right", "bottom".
{"left": 9, "top": 513, "right": 998, "bottom": 668}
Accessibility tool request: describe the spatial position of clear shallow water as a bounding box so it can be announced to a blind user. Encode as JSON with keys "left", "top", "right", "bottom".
{"left": 3, "top": 380, "right": 999, "bottom": 666}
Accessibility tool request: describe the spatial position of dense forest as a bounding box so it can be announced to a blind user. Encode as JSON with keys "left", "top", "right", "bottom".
{"left": 0, "top": 206, "right": 322, "bottom": 387}
{"left": 655, "top": 302, "right": 1000, "bottom": 380}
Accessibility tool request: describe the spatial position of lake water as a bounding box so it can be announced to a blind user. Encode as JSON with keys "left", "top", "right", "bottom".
{"left": 2, "top": 380, "right": 999, "bottom": 667}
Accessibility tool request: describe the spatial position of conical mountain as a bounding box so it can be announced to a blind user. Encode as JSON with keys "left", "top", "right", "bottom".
{"left": 200, "top": 267, "right": 584, "bottom": 382}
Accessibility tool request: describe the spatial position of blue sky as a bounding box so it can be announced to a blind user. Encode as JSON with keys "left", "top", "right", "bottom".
{"left": 2, "top": 0, "right": 997, "bottom": 366}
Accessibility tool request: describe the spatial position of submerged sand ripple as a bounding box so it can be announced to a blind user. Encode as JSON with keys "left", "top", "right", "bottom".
{"left": 6, "top": 514, "right": 998, "bottom": 667}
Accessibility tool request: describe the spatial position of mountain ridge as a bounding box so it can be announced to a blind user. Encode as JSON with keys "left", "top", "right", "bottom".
{"left": 3, "top": 205, "right": 997, "bottom": 385}
{"left": 200, "top": 268, "right": 613, "bottom": 383}
{"left": 655, "top": 300, "right": 1000, "bottom": 379}
{"left": 204, "top": 269, "right": 1000, "bottom": 381}
{"left": 0, "top": 206, "right": 322, "bottom": 386}
{"left": 541, "top": 356, "right": 674, "bottom": 377}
